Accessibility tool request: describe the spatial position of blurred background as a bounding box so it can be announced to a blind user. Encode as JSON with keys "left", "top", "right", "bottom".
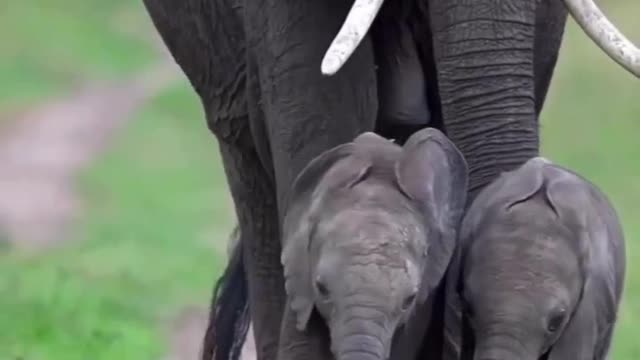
{"left": 0, "top": 1, "right": 637, "bottom": 359}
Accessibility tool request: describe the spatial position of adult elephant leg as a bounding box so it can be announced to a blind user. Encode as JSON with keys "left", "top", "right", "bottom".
{"left": 217, "top": 134, "right": 282, "bottom": 360}
{"left": 244, "top": 1, "right": 378, "bottom": 359}
{"left": 429, "top": 0, "right": 539, "bottom": 198}
{"left": 429, "top": 2, "right": 539, "bottom": 359}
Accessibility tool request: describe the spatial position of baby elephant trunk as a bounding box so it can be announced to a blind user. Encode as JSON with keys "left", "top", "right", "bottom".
{"left": 332, "top": 306, "right": 390, "bottom": 360}
{"left": 474, "top": 334, "right": 536, "bottom": 360}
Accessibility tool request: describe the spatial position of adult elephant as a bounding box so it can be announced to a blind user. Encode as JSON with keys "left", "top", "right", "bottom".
{"left": 140, "top": 0, "right": 638, "bottom": 359}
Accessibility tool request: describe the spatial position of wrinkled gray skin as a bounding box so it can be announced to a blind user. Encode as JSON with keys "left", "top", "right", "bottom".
{"left": 445, "top": 157, "right": 626, "bottom": 360}
{"left": 282, "top": 128, "right": 467, "bottom": 360}
{"left": 140, "top": 0, "right": 568, "bottom": 359}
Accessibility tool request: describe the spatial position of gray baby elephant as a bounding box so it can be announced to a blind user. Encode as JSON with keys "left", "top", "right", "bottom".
{"left": 445, "top": 157, "right": 626, "bottom": 360}
{"left": 280, "top": 128, "right": 468, "bottom": 360}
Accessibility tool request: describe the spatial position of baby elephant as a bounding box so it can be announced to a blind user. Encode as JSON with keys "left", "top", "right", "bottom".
{"left": 279, "top": 128, "right": 468, "bottom": 360}
{"left": 445, "top": 157, "right": 626, "bottom": 360}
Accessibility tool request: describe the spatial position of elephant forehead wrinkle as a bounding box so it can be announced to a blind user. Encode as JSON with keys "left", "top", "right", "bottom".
{"left": 477, "top": 219, "right": 577, "bottom": 260}
{"left": 344, "top": 264, "right": 414, "bottom": 295}
{"left": 483, "top": 211, "right": 560, "bottom": 239}
{"left": 327, "top": 208, "right": 419, "bottom": 245}
{"left": 348, "top": 180, "right": 421, "bottom": 212}
{"left": 342, "top": 239, "right": 421, "bottom": 272}
{"left": 343, "top": 250, "right": 409, "bottom": 270}
{"left": 468, "top": 258, "right": 573, "bottom": 297}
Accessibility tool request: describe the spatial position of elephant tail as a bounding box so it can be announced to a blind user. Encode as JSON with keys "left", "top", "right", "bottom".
{"left": 201, "top": 225, "right": 251, "bottom": 360}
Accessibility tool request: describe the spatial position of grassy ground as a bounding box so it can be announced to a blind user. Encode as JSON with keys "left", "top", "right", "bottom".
{"left": 0, "top": 0, "right": 156, "bottom": 112}
{"left": 0, "top": 1, "right": 638, "bottom": 360}
{"left": 0, "top": 86, "right": 234, "bottom": 359}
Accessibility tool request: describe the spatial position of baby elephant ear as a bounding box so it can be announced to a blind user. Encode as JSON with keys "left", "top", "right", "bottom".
{"left": 282, "top": 142, "right": 372, "bottom": 331}
{"left": 535, "top": 161, "right": 620, "bottom": 273}
{"left": 395, "top": 128, "right": 468, "bottom": 298}
{"left": 500, "top": 157, "right": 550, "bottom": 208}
{"left": 541, "top": 163, "right": 623, "bottom": 360}
{"left": 543, "top": 164, "right": 607, "bottom": 245}
{"left": 462, "top": 157, "right": 549, "bottom": 238}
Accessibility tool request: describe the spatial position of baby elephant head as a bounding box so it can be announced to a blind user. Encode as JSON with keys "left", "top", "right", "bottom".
{"left": 453, "top": 157, "right": 625, "bottom": 360}
{"left": 281, "top": 128, "right": 468, "bottom": 360}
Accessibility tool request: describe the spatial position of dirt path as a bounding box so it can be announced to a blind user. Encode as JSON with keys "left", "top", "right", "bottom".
{"left": 166, "top": 308, "right": 256, "bottom": 360}
{"left": 165, "top": 230, "right": 256, "bottom": 360}
{"left": 0, "top": 38, "right": 255, "bottom": 359}
{"left": 0, "top": 62, "right": 179, "bottom": 249}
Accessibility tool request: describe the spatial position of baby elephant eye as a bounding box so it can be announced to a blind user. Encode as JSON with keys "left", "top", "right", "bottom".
{"left": 315, "top": 280, "right": 330, "bottom": 299}
{"left": 547, "top": 308, "right": 567, "bottom": 333}
{"left": 401, "top": 293, "right": 417, "bottom": 311}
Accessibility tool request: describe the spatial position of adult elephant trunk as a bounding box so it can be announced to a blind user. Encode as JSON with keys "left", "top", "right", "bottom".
{"left": 332, "top": 308, "right": 389, "bottom": 360}
{"left": 428, "top": 0, "right": 539, "bottom": 198}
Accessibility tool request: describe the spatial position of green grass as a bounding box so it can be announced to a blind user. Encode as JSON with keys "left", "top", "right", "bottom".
{"left": 541, "top": 3, "right": 640, "bottom": 357}
{"left": 0, "top": 86, "right": 234, "bottom": 360}
{"left": 0, "top": 0, "right": 157, "bottom": 111}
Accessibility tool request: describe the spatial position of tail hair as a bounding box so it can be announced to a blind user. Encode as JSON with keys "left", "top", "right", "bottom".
{"left": 202, "top": 225, "right": 251, "bottom": 360}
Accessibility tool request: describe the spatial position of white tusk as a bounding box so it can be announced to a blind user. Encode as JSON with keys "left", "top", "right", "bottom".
{"left": 321, "top": 0, "right": 385, "bottom": 76}
{"left": 564, "top": 0, "right": 640, "bottom": 78}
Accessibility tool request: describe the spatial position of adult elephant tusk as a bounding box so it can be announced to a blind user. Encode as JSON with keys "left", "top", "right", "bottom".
{"left": 321, "top": 0, "right": 385, "bottom": 76}
{"left": 564, "top": 0, "right": 640, "bottom": 78}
